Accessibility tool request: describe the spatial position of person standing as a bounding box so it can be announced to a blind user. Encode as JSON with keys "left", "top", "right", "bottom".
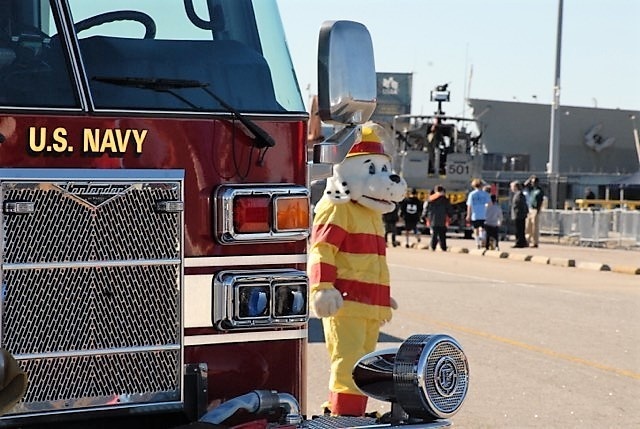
{"left": 484, "top": 194, "right": 503, "bottom": 250}
{"left": 399, "top": 188, "right": 422, "bottom": 248}
{"left": 510, "top": 181, "right": 529, "bottom": 248}
{"left": 584, "top": 187, "right": 596, "bottom": 208}
{"left": 524, "top": 175, "right": 544, "bottom": 247}
{"left": 584, "top": 187, "right": 596, "bottom": 200}
{"left": 424, "top": 185, "right": 453, "bottom": 251}
{"left": 426, "top": 118, "right": 442, "bottom": 174}
{"left": 465, "top": 178, "right": 491, "bottom": 248}
{"left": 382, "top": 204, "right": 399, "bottom": 247}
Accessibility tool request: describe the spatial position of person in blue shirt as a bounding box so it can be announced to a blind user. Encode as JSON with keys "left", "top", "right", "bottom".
{"left": 465, "top": 178, "right": 491, "bottom": 248}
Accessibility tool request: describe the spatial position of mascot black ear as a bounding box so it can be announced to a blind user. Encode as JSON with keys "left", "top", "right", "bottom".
{"left": 324, "top": 176, "right": 351, "bottom": 203}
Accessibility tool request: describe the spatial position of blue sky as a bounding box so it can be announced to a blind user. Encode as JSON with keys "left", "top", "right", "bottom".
{"left": 277, "top": 0, "right": 640, "bottom": 116}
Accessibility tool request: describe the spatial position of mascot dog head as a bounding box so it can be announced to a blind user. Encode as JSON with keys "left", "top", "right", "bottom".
{"left": 324, "top": 124, "right": 406, "bottom": 213}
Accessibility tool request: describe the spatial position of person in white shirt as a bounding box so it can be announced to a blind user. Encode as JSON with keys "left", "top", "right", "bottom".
{"left": 465, "top": 179, "right": 491, "bottom": 248}
{"left": 484, "top": 193, "right": 503, "bottom": 250}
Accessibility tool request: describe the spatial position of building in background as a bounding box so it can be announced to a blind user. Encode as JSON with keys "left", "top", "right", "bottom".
{"left": 468, "top": 99, "right": 640, "bottom": 201}
{"left": 370, "top": 72, "right": 413, "bottom": 125}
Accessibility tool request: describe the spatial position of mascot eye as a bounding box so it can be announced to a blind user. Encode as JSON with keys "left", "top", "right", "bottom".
{"left": 382, "top": 165, "right": 388, "bottom": 172}
{"left": 369, "top": 164, "right": 376, "bottom": 175}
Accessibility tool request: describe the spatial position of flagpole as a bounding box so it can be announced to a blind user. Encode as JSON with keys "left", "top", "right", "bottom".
{"left": 462, "top": 43, "right": 469, "bottom": 116}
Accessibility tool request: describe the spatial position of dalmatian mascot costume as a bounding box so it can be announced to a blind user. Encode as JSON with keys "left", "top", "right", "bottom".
{"left": 308, "top": 124, "right": 407, "bottom": 416}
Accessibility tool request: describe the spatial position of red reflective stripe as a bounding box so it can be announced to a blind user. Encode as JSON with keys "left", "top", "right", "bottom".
{"left": 340, "top": 233, "right": 385, "bottom": 255}
{"left": 312, "top": 223, "right": 348, "bottom": 248}
{"left": 312, "top": 225, "right": 385, "bottom": 255}
{"left": 334, "top": 278, "right": 390, "bottom": 307}
{"left": 309, "top": 261, "right": 337, "bottom": 285}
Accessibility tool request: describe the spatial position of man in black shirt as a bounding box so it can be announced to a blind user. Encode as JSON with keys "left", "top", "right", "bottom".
{"left": 510, "top": 181, "right": 529, "bottom": 248}
{"left": 424, "top": 185, "right": 454, "bottom": 251}
{"left": 400, "top": 188, "right": 422, "bottom": 248}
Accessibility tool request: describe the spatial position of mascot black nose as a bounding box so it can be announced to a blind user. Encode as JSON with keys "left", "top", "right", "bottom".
{"left": 389, "top": 174, "right": 401, "bottom": 183}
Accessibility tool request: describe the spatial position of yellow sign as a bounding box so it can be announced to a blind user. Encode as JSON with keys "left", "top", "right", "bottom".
{"left": 28, "top": 127, "right": 148, "bottom": 156}
{"left": 448, "top": 191, "right": 467, "bottom": 205}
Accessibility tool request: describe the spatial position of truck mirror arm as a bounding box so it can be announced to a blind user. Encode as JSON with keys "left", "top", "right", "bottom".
{"left": 312, "top": 125, "right": 360, "bottom": 165}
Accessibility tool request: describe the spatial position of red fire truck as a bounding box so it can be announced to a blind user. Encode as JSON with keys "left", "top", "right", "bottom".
{"left": 0, "top": 1, "right": 468, "bottom": 428}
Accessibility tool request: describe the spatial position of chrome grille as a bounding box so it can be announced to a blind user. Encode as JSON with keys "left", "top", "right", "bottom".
{"left": 3, "top": 265, "right": 180, "bottom": 354}
{"left": 0, "top": 169, "right": 183, "bottom": 418}
{"left": 2, "top": 182, "right": 180, "bottom": 263}
{"left": 17, "top": 349, "right": 180, "bottom": 407}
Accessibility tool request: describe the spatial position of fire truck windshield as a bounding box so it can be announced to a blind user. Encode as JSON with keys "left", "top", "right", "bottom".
{"left": 0, "top": 0, "right": 304, "bottom": 113}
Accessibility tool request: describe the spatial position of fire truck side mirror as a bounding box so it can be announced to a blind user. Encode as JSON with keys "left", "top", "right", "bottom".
{"left": 317, "top": 20, "right": 376, "bottom": 126}
{"left": 310, "top": 21, "right": 376, "bottom": 179}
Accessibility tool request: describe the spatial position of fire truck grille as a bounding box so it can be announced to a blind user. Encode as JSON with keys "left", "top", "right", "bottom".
{"left": 2, "top": 182, "right": 180, "bottom": 263}
{"left": 0, "top": 171, "right": 183, "bottom": 417}
{"left": 2, "top": 265, "right": 180, "bottom": 354}
{"left": 18, "top": 349, "right": 180, "bottom": 404}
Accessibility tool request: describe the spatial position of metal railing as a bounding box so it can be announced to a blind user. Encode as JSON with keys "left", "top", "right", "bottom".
{"left": 539, "top": 209, "right": 640, "bottom": 248}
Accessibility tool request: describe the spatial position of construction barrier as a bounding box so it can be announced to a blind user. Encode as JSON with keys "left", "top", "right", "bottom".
{"left": 539, "top": 209, "right": 640, "bottom": 248}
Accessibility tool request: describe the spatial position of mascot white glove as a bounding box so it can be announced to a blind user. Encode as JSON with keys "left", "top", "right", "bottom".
{"left": 380, "top": 297, "right": 399, "bottom": 326}
{"left": 311, "top": 289, "right": 344, "bottom": 318}
{"left": 389, "top": 296, "right": 398, "bottom": 310}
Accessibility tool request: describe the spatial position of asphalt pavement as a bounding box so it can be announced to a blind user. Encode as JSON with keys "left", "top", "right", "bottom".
{"left": 399, "top": 234, "right": 640, "bottom": 275}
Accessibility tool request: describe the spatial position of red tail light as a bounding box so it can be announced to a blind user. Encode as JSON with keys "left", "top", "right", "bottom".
{"left": 216, "top": 185, "right": 310, "bottom": 244}
{"left": 234, "top": 196, "right": 271, "bottom": 233}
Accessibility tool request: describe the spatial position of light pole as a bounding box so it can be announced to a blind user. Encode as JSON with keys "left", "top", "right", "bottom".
{"left": 631, "top": 114, "right": 640, "bottom": 168}
{"left": 547, "top": 0, "right": 564, "bottom": 209}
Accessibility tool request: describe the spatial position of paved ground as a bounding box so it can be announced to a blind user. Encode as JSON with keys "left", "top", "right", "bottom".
{"left": 397, "top": 234, "right": 640, "bottom": 275}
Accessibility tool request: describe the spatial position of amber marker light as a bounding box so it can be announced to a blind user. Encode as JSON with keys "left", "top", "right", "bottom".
{"left": 234, "top": 195, "right": 271, "bottom": 233}
{"left": 275, "top": 196, "right": 309, "bottom": 231}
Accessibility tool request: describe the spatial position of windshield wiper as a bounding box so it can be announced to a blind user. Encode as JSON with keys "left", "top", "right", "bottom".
{"left": 93, "top": 76, "right": 276, "bottom": 148}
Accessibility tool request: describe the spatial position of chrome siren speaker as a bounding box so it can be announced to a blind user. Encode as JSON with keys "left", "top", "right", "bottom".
{"left": 353, "top": 334, "right": 469, "bottom": 420}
